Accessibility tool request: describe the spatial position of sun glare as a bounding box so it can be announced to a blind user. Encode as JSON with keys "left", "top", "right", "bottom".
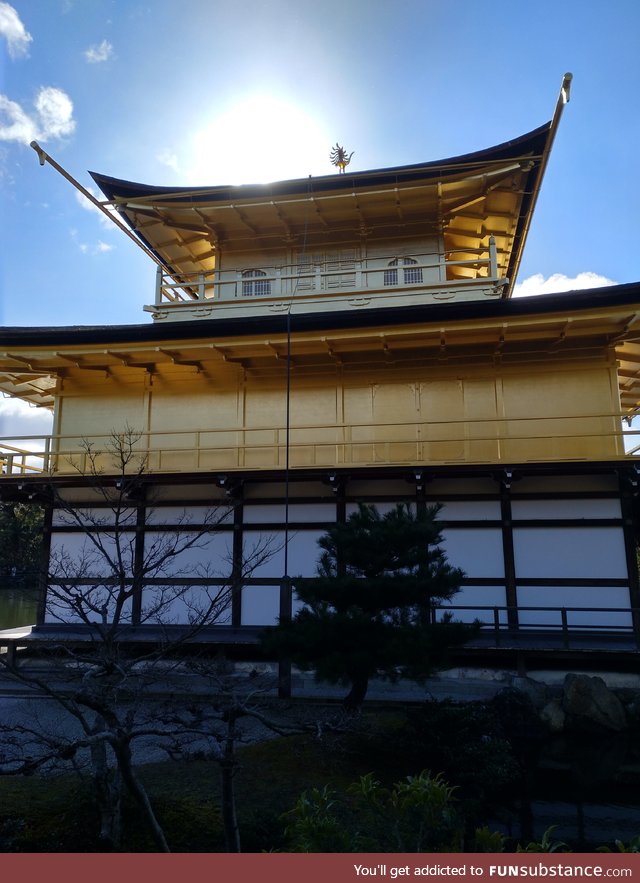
{"left": 188, "top": 95, "right": 333, "bottom": 186}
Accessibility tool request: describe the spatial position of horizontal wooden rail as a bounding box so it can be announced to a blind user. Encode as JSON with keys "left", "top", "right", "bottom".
{"left": 155, "top": 243, "right": 499, "bottom": 305}
{"left": 1, "top": 412, "right": 636, "bottom": 477}
{"left": 432, "top": 604, "right": 640, "bottom": 650}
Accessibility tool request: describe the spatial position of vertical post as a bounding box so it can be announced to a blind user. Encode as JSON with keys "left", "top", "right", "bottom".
{"left": 155, "top": 265, "right": 163, "bottom": 305}
{"left": 43, "top": 436, "right": 51, "bottom": 472}
{"left": 278, "top": 576, "right": 293, "bottom": 698}
{"left": 132, "top": 491, "right": 147, "bottom": 626}
{"left": 36, "top": 501, "right": 54, "bottom": 626}
{"left": 493, "top": 607, "right": 501, "bottom": 647}
{"left": 499, "top": 471, "right": 519, "bottom": 631}
{"left": 278, "top": 308, "right": 294, "bottom": 700}
{"left": 198, "top": 272, "right": 205, "bottom": 300}
{"left": 489, "top": 234, "right": 498, "bottom": 279}
{"left": 231, "top": 495, "right": 244, "bottom": 629}
{"left": 561, "top": 607, "right": 569, "bottom": 649}
{"left": 618, "top": 470, "right": 640, "bottom": 644}
{"left": 355, "top": 258, "right": 363, "bottom": 290}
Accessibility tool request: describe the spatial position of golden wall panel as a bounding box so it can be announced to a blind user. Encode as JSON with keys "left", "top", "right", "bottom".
{"left": 51, "top": 349, "right": 624, "bottom": 472}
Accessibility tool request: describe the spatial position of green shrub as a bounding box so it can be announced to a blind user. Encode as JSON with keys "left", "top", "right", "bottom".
{"left": 284, "top": 770, "right": 463, "bottom": 852}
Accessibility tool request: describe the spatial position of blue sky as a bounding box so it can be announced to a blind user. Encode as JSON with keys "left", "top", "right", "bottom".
{"left": 1, "top": 0, "right": 640, "bottom": 433}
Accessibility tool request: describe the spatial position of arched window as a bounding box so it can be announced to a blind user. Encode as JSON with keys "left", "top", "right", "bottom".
{"left": 384, "top": 256, "right": 423, "bottom": 286}
{"left": 242, "top": 269, "right": 270, "bottom": 297}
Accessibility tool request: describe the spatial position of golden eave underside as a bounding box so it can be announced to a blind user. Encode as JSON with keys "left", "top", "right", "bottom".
{"left": 112, "top": 156, "right": 539, "bottom": 283}
{"left": 3, "top": 306, "right": 640, "bottom": 414}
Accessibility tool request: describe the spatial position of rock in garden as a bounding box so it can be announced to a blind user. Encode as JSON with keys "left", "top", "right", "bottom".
{"left": 540, "top": 699, "right": 565, "bottom": 733}
{"left": 562, "top": 673, "right": 627, "bottom": 732}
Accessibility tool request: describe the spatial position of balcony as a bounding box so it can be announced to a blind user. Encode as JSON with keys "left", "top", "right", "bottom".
{"left": 145, "top": 242, "right": 502, "bottom": 321}
{"left": 0, "top": 411, "right": 634, "bottom": 479}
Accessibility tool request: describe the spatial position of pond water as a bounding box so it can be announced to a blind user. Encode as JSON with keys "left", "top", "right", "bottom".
{"left": 0, "top": 585, "right": 39, "bottom": 629}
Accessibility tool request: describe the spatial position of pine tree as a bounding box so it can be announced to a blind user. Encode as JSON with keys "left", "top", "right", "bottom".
{"left": 0, "top": 502, "right": 44, "bottom": 584}
{"left": 265, "top": 502, "right": 474, "bottom": 707}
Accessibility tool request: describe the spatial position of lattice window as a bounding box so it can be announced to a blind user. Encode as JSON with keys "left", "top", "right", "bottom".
{"left": 326, "top": 248, "right": 356, "bottom": 289}
{"left": 295, "top": 254, "right": 314, "bottom": 291}
{"left": 384, "top": 256, "right": 423, "bottom": 286}
{"left": 242, "top": 269, "right": 270, "bottom": 297}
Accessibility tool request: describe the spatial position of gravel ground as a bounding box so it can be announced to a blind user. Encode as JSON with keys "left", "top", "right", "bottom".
{"left": 0, "top": 657, "right": 509, "bottom": 775}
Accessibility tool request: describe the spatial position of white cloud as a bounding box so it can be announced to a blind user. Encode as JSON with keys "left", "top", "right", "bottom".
{"left": 0, "top": 94, "right": 36, "bottom": 143}
{"left": 156, "top": 148, "right": 180, "bottom": 173}
{"left": 0, "top": 396, "right": 53, "bottom": 441}
{"left": 34, "top": 87, "right": 75, "bottom": 139}
{"left": 0, "top": 2, "right": 32, "bottom": 59}
{"left": 513, "top": 272, "right": 617, "bottom": 298}
{"left": 70, "top": 227, "right": 115, "bottom": 256}
{"left": 74, "top": 186, "right": 120, "bottom": 230}
{"left": 0, "top": 86, "right": 76, "bottom": 144}
{"left": 84, "top": 39, "right": 113, "bottom": 63}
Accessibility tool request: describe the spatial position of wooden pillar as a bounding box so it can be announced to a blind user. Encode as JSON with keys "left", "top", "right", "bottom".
{"left": 231, "top": 495, "right": 244, "bottom": 629}
{"left": 131, "top": 491, "right": 147, "bottom": 626}
{"left": 278, "top": 576, "right": 293, "bottom": 698}
{"left": 619, "top": 470, "right": 640, "bottom": 644}
{"left": 36, "top": 499, "right": 54, "bottom": 626}
{"left": 499, "top": 471, "right": 518, "bottom": 631}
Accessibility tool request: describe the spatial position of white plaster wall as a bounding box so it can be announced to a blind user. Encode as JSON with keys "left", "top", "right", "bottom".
{"left": 516, "top": 586, "right": 633, "bottom": 628}
{"left": 49, "top": 531, "right": 136, "bottom": 575}
{"left": 140, "top": 584, "right": 232, "bottom": 626}
{"left": 513, "top": 527, "right": 628, "bottom": 579}
{"left": 438, "top": 585, "right": 509, "bottom": 623}
{"left": 44, "top": 584, "right": 133, "bottom": 624}
{"left": 241, "top": 585, "right": 281, "bottom": 626}
{"left": 438, "top": 500, "right": 502, "bottom": 521}
{"left": 243, "top": 503, "right": 337, "bottom": 523}
{"left": 52, "top": 506, "right": 137, "bottom": 527}
{"left": 345, "top": 500, "right": 408, "bottom": 517}
{"left": 145, "top": 505, "right": 234, "bottom": 525}
{"left": 143, "top": 530, "right": 234, "bottom": 577}
{"left": 515, "top": 476, "right": 618, "bottom": 494}
{"left": 345, "top": 479, "right": 414, "bottom": 497}
{"left": 428, "top": 478, "right": 497, "bottom": 496}
{"left": 441, "top": 528, "right": 505, "bottom": 579}
{"left": 511, "top": 499, "right": 622, "bottom": 519}
{"left": 243, "top": 529, "right": 324, "bottom": 578}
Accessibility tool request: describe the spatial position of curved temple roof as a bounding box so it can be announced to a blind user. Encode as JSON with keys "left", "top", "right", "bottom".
{"left": 91, "top": 123, "right": 554, "bottom": 298}
{"left": 3, "top": 284, "right": 640, "bottom": 417}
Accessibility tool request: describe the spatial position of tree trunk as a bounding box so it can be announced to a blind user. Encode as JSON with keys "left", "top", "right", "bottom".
{"left": 89, "top": 716, "right": 122, "bottom": 851}
{"left": 343, "top": 673, "right": 369, "bottom": 709}
{"left": 115, "top": 739, "right": 171, "bottom": 852}
{"left": 220, "top": 709, "right": 242, "bottom": 852}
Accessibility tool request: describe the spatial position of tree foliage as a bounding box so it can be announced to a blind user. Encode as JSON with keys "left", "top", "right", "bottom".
{"left": 284, "top": 770, "right": 462, "bottom": 852}
{"left": 264, "top": 502, "right": 474, "bottom": 706}
{"left": 0, "top": 502, "right": 44, "bottom": 583}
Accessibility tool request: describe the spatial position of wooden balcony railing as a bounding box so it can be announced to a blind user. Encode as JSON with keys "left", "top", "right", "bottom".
{"left": 0, "top": 412, "right": 635, "bottom": 478}
{"left": 432, "top": 605, "right": 640, "bottom": 649}
{"left": 153, "top": 242, "right": 500, "bottom": 307}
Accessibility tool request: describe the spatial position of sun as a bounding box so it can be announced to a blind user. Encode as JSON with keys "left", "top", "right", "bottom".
{"left": 187, "top": 94, "right": 333, "bottom": 186}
